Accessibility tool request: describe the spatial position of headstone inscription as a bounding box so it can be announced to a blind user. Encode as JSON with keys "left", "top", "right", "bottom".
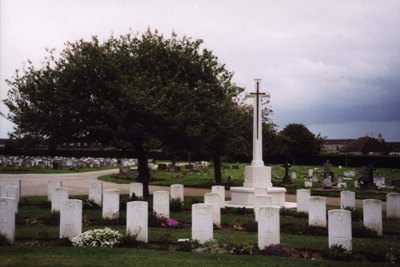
{"left": 192, "top": 203, "right": 213, "bottom": 244}
{"left": 0, "top": 197, "right": 16, "bottom": 244}
{"left": 386, "top": 193, "right": 400, "bottom": 220}
{"left": 126, "top": 201, "right": 148, "bottom": 243}
{"left": 258, "top": 206, "right": 280, "bottom": 249}
{"left": 363, "top": 199, "right": 382, "bottom": 236}
{"left": 328, "top": 209, "right": 352, "bottom": 251}
{"left": 102, "top": 189, "right": 120, "bottom": 219}
{"left": 60, "top": 199, "right": 82, "bottom": 240}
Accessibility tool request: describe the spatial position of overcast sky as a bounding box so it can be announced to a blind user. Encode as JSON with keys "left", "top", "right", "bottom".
{"left": 1, "top": 0, "right": 399, "bottom": 141}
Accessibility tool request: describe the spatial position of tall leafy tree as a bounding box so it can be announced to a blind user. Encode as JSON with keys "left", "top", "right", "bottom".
{"left": 3, "top": 30, "right": 241, "bottom": 195}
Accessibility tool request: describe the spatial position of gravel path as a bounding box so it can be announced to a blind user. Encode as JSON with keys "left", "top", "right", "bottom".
{"left": 0, "top": 170, "right": 376, "bottom": 208}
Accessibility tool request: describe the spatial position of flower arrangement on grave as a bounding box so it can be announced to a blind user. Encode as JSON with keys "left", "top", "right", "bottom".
{"left": 163, "top": 218, "right": 182, "bottom": 228}
{"left": 71, "top": 227, "right": 122, "bottom": 247}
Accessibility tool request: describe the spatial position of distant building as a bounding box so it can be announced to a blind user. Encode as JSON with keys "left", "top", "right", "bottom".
{"left": 321, "top": 139, "right": 353, "bottom": 153}
{"left": 339, "top": 134, "right": 389, "bottom": 156}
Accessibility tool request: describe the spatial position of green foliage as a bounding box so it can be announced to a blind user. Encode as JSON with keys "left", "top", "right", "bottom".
{"left": 176, "top": 239, "right": 201, "bottom": 252}
{"left": 342, "top": 206, "right": 362, "bottom": 221}
{"left": 326, "top": 244, "right": 352, "bottom": 261}
{"left": 119, "top": 233, "right": 138, "bottom": 248}
{"left": 82, "top": 199, "right": 100, "bottom": 209}
{"left": 263, "top": 244, "right": 296, "bottom": 257}
{"left": 352, "top": 222, "right": 379, "bottom": 238}
{"left": 170, "top": 198, "right": 184, "bottom": 212}
{"left": 129, "top": 193, "right": 143, "bottom": 201}
{"left": 0, "top": 234, "right": 10, "bottom": 246}
{"left": 44, "top": 211, "right": 60, "bottom": 225}
{"left": 148, "top": 211, "right": 167, "bottom": 227}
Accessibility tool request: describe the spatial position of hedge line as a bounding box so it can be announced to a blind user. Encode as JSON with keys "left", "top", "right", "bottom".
{"left": 1, "top": 148, "right": 399, "bottom": 168}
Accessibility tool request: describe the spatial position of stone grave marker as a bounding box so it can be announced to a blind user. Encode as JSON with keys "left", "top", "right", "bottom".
{"left": 340, "top": 191, "right": 355, "bottom": 209}
{"left": 48, "top": 180, "right": 62, "bottom": 201}
{"left": 0, "top": 185, "right": 19, "bottom": 213}
{"left": 254, "top": 194, "right": 272, "bottom": 222}
{"left": 328, "top": 209, "right": 352, "bottom": 251}
{"left": 204, "top": 192, "right": 221, "bottom": 227}
{"left": 363, "top": 199, "right": 382, "bottom": 236}
{"left": 258, "top": 206, "right": 280, "bottom": 249}
{"left": 373, "top": 176, "right": 385, "bottom": 189}
{"left": 170, "top": 184, "right": 184, "bottom": 203}
{"left": 291, "top": 171, "right": 297, "bottom": 180}
{"left": 51, "top": 187, "right": 69, "bottom": 212}
{"left": 308, "top": 196, "right": 327, "bottom": 227}
{"left": 0, "top": 197, "right": 16, "bottom": 244}
{"left": 211, "top": 185, "right": 225, "bottom": 208}
{"left": 304, "top": 180, "right": 313, "bottom": 188}
{"left": 0, "top": 180, "right": 21, "bottom": 200}
{"left": 88, "top": 181, "right": 103, "bottom": 206}
{"left": 296, "top": 189, "right": 311, "bottom": 213}
{"left": 192, "top": 203, "right": 213, "bottom": 244}
{"left": 127, "top": 201, "right": 148, "bottom": 243}
{"left": 386, "top": 192, "right": 400, "bottom": 220}
{"left": 153, "top": 191, "right": 170, "bottom": 218}
{"left": 102, "top": 189, "right": 120, "bottom": 219}
{"left": 129, "top": 182, "right": 143, "bottom": 199}
{"left": 308, "top": 169, "right": 314, "bottom": 178}
{"left": 60, "top": 199, "right": 82, "bottom": 240}
{"left": 311, "top": 172, "right": 319, "bottom": 182}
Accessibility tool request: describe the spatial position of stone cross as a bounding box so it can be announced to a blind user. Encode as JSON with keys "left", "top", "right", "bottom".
{"left": 245, "top": 79, "right": 270, "bottom": 167}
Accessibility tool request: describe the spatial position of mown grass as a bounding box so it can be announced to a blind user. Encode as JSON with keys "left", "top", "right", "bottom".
{"left": 0, "top": 166, "right": 117, "bottom": 174}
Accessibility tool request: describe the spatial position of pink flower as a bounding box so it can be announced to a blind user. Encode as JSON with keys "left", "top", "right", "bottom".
{"left": 165, "top": 218, "right": 180, "bottom": 227}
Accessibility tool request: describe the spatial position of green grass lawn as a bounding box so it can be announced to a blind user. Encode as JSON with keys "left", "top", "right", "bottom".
{"left": 0, "top": 166, "right": 117, "bottom": 174}
{"left": 5, "top": 195, "right": 399, "bottom": 266}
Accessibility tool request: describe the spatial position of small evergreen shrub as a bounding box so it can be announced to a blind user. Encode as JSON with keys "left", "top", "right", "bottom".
{"left": 326, "top": 244, "right": 352, "bottom": 261}
{"left": 170, "top": 198, "right": 184, "bottom": 212}
{"left": 82, "top": 199, "right": 100, "bottom": 209}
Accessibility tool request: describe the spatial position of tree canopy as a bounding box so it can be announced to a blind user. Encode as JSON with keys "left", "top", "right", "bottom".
{"left": 4, "top": 29, "right": 243, "bottom": 195}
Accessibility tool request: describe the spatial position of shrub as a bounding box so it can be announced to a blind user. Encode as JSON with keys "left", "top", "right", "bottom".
{"left": 352, "top": 222, "right": 378, "bottom": 238}
{"left": 193, "top": 239, "right": 227, "bottom": 254}
{"left": 176, "top": 239, "right": 201, "bottom": 252}
{"left": 82, "top": 199, "right": 100, "bottom": 209}
{"left": 170, "top": 198, "right": 184, "bottom": 212}
{"left": 130, "top": 193, "right": 143, "bottom": 201}
{"left": 72, "top": 228, "right": 122, "bottom": 247}
{"left": 0, "top": 234, "right": 10, "bottom": 246}
{"left": 262, "top": 244, "right": 296, "bottom": 257}
{"left": 119, "top": 233, "right": 138, "bottom": 248}
{"left": 149, "top": 211, "right": 167, "bottom": 227}
{"left": 227, "top": 242, "right": 259, "bottom": 255}
{"left": 343, "top": 206, "right": 362, "bottom": 221}
{"left": 44, "top": 211, "right": 60, "bottom": 225}
{"left": 326, "top": 244, "right": 352, "bottom": 261}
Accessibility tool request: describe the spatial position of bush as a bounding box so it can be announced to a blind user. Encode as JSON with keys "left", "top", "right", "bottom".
{"left": 119, "top": 233, "right": 138, "bottom": 248}
{"left": 44, "top": 211, "right": 60, "bottom": 225}
{"left": 193, "top": 239, "right": 228, "bottom": 254}
{"left": 343, "top": 206, "right": 362, "bottom": 222}
{"left": 0, "top": 234, "right": 10, "bottom": 246}
{"left": 325, "top": 244, "right": 352, "bottom": 261}
{"left": 352, "top": 222, "right": 378, "bottom": 238}
{"left": 176, "top": 239, "right": 201, "bottom": 252}
{"left": 227, "top": 242, "right": 259, "bottom": 255}
{"left": 130, "top": 193, "right": 143, "bottom": 201}
{"left": 72, "top": 228, "right": 122, "bottom": 247}
{"left": 148, "top": 211, "right": 167, "bottom": 227}
{"left": 262, "top": 244, "right": 296, "bottom": 257}
{"left": 82, "top": 199, "right": 100, "bottom": 209}
{"left": 170, "top": 198, "right": 184, "bottom": 212}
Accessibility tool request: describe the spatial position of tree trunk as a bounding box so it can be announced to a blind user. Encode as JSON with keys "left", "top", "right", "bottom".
{"left": 213, "top": 154, "right": 222, "bottom": 185}
{"left": 134, "top": 142, "right": 150, "bottom": 197}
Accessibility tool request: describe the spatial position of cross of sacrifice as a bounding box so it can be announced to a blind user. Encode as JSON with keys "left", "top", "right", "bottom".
{"left": 245, "top": 79, "right": 270, "bottom": 167}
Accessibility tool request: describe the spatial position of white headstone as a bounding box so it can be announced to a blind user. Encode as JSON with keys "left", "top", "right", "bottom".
{"left": 291, "top": 171, "right": 297, "bottom": 180}
{"left": 0, "top": 185, "right": 19, "bottom": 213}
{"left": 308, "top": 169, "right": 313, "bottom": 178}
{"left": 296, "top": 189, "right": 311, "bottom": 213}
{"left": 153, "top": 191, "right": 170, "bottom": 218}
{"left": 51, "top": 187, "right": 69, "bottom": 212}
{"left": 88, "top": 181, "right": 103, "bottom": 206}
{"left": 254, "top": 194, "right": 272, "bottom": 222}
{"left": 129, "top": 182, "right": 144, "bottom": 199}
{"left": 211, "top": 185, "right": 225, "bottom": 208}
{"left": 60, "top": 199, "right": 82, "bottom": 240}
{"left": 386, "top": 192, "right": 400, "bottom": 220}
{"left": 204, "top": 192, "right": 221, "bottom": 227}
{"left": 0, "top": 197, "right": 16, "bottom": 244}
{"left": 191, "top": 203, "right": 213, "bottom": 244}
{"left": 0, "top": 180, "right": 21, "bottom": 201}
{"left": 258, "top": 206, "right": 280, "bottom": 249}
{"left": 328, "top": 209, "right": 352, "bottom": 251}
{"left": 127, "top": 201, "right": 148, "bottom": 243}
{"left": 48, "top": 180, "right": 62, "bottom": 201}
{"left": 308, "top": 197, "right": 326, "bottom": 227}
{"left": 170, "top": 184, "right": 184, "bottom": 202}
{"left": 373, "top": 177, "right": 385, "bottom": 188}
{"left": 363, "top": 199, "right": 382, "bottom": 236}
{"left": 304, "top": 181, "right": 313, "bottom": 188}
{"left": 102, "top": 189, "right": 120, "bottom": 219}
{"left": 340, "top": 191, "right": 355, "bottom": 209}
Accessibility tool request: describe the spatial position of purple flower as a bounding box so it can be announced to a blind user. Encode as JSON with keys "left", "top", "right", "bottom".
{"left": 166, "top": 218, "right": 179, "bottom": 227}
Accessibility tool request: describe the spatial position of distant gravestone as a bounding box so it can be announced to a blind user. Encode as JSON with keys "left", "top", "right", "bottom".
{"left": 170, "top": 184, "right": 184, "bottom": 203}
{"left": 60, "top": 199, "right": 82, "bottom": 240}
{"left": 258, "top": 206, "right": 280, "bottom": 249}
{"left": 254, "top": 194, "right": 272, "bottom": 222}
{"left": 153, "top": 191, "right": 170, "bottom": 218}
{"left": 51, "top": 187, "right": 69, "bottom": 212}
{"left": 373, "top": 176, "right": 385, "bottom": 189}
{"left": 308, "top": 169, "right": 313, "bottom": 178}
{"left": 129, "top": 183, "right": 143, "bottom": 199}
{"left": 308, "top": 197, "right": 327, "bottom": 227}
{"left": 323, "top": 178, "right": 333, "bottom": 189}
{"left": 296, "top": 189, "right": 310, "bottom": 213}
{"left": 363, "top": 199, "right": 382, "bottom": 236}
{"left": 291, "top": 171, "right": 297, "bottom": 180}
{"left": 311, "top": 173, "right": 319, "bottom": 182}
{"left": 88, "top": 181, "right": 103, "bottom": 206}
{"left": 204, "top": 192, "right": 221, "bottom": 227}
{"left": 102, "top": 189, "right": 120, "bottom": 219}
{"left": 48, "top": 180, "right": 62, "bottom": 201}
{"left": 0, "top": 180, "right": 21, "bottom": 200}
{"left": 328, "top": 209, "right": 352, "bottom": 251}
{"left": 126, "top": 201, "right": 148, "bottom": 243}
{"left": 192, "top": 203, "right": 213, "bottom": 244}
{"left": 0, "top": 197, "right": 16, "bottom": 244}
{"left": 304, "top": 180, "right": 313, "bottom": 188}
{"left": 340, "top": 191, "right": 355, "bottom": 209}
{"left": 211, "top": 185, "right": 225, "bottom": 208}
{"left": 386, "top": 193, "right": 400, "bottom": 220}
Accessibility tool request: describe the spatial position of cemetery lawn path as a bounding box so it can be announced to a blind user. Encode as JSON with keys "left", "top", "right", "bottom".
{"left": 0, "top": 170, "right": 371, "bottom": 208}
